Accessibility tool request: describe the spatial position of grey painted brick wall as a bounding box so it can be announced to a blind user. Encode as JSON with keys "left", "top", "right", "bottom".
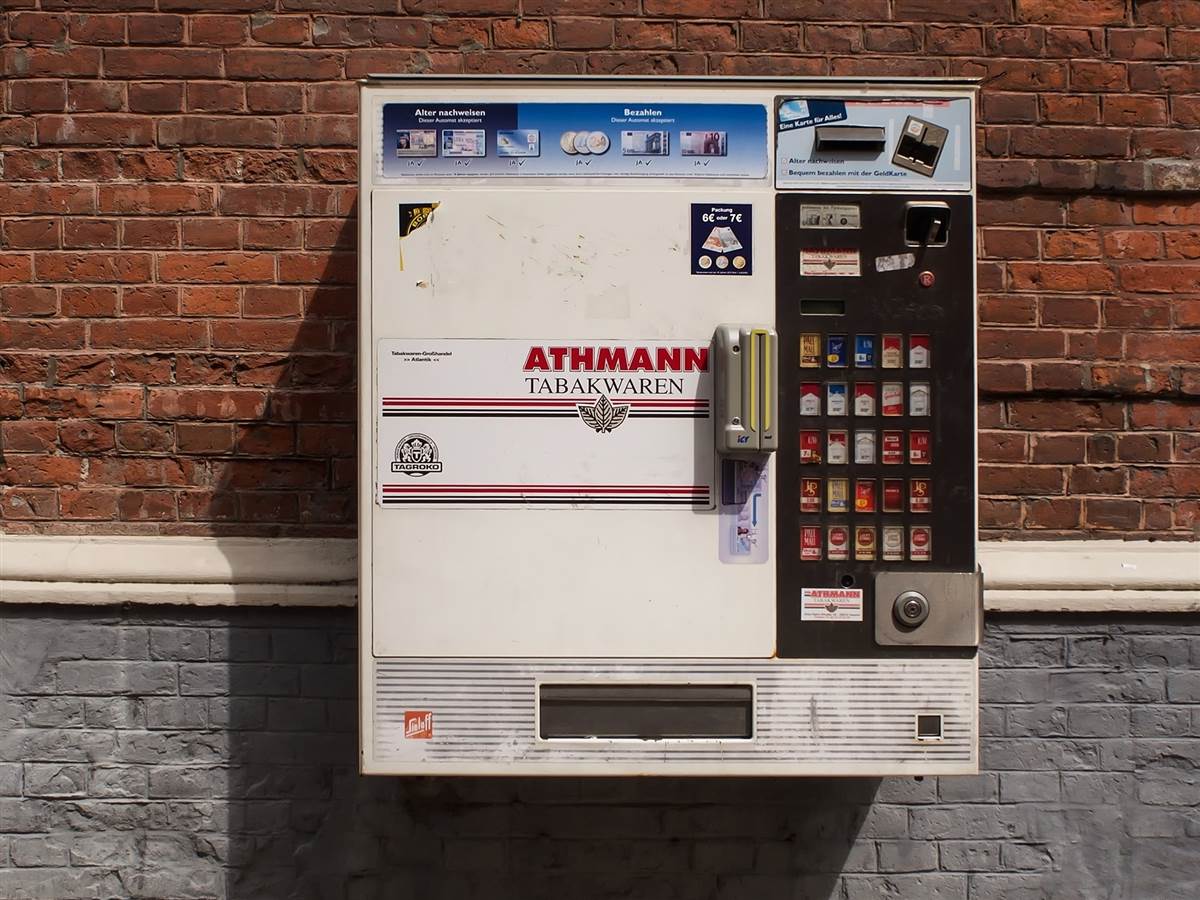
{"left": 1, "top": 607, "right": 1198, "bottom": 900}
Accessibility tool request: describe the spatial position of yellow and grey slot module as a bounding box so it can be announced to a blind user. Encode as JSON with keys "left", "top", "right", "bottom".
{"left": 714, "top": 324, "right": 778, "bottom": 454}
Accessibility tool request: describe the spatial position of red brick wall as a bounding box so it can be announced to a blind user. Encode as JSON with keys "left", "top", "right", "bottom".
{"left": 2, "top": 1, "right": 1198, "bottom": 539}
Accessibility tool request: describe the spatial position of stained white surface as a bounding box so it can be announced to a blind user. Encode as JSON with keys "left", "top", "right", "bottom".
{"left": 368, "top": 188, "right": 776, "bottom": 658}
{"left": 368, "top": 656, "right": 978, "bottom": 776}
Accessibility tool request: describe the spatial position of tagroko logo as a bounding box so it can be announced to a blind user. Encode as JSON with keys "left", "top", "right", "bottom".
{"left": 404, "top": 710, "right": 433, "bottom": 739}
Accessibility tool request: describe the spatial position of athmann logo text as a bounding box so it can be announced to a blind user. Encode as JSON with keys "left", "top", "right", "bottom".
{"left": 523, "top": 345, "right": 708, "bottom": 372}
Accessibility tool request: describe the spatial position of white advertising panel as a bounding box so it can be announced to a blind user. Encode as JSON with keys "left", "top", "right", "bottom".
{"left": 377, "top": 338, "right": 714, "bottom": 509}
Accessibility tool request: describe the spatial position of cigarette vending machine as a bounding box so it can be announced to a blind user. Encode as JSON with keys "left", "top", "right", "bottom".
{"left": 359, "top": 76, "right": 982, "bottom": 775}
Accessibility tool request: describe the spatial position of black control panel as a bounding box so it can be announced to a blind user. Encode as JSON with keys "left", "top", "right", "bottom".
{"left": 775, "top": 192, "right": 976, "bottom": 658}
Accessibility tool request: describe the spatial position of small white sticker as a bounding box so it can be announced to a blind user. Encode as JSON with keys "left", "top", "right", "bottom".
{"left": 800, "top": 204, "right": 861, "bottom": 229}
{"left": 875, "top": 252, "right": 916, "bottom": 273}
{"left": 801, "top": 249, "right": 860, "bottom": 277}
{"left": 801, "top": 587, "right": 864, "bottom": 622}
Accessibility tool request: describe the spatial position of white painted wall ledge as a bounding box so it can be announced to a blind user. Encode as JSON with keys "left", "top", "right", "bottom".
{"left": 0, "top": 535, "right": 1197, "bottom": 613}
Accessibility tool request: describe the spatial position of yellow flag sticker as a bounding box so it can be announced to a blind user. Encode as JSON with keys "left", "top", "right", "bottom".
{"left": 397, "top": 203, "right": 438, "bottom": 271}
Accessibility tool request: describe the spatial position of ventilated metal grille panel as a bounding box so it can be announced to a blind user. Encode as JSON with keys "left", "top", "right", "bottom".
{"left": 372, "top": 658, "right": 976, "bottom": 775}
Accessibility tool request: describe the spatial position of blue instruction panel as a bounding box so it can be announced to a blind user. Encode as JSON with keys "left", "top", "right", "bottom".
{"left": 380, "top": 102, "right": 768, "bottom": 178}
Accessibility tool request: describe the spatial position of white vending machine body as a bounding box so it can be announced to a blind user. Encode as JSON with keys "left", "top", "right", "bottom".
{"left": 359, "top": 76, "right": 980, "bottom": 776}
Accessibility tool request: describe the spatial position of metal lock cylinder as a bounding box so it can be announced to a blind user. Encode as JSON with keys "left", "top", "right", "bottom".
{"left": 893, "top": 591, "right": 930, "bottom": 628}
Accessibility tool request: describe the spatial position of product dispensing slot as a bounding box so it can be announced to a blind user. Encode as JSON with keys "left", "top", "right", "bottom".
{"left": 814, "top": 125, "right": 886, "bottom": 154}
{"left": 714, "top": 325, "right": 778, "bottom": 453}
{"left": 539, "top": 684, "right": 753, "bottom": 740}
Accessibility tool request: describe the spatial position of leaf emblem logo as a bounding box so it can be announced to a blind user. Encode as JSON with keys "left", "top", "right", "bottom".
{"left": 577, "top": 394, "right": 630, "bottom": 434}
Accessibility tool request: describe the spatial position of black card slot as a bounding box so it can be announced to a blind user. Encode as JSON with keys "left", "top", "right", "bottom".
{"left": 801, "top": 297, "right": 847, "bottom": 316}
{"left": 814, "top": 125, "right": 886, "bottom": 153}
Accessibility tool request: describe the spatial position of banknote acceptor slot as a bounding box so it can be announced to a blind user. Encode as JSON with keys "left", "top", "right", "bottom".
{"left": 714, "top": 325, "right": 779, "bottom": 453}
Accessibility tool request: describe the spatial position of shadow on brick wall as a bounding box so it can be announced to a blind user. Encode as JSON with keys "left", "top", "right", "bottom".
{"left": 151, "top": 191, "right": 897, "bottom": 897}
{"left": 192, "top": 206, "right": 358, "bottom": 542}
{"left": 217, "top": 609, "right": 881, "bottom": 900}
{"left": 199, "top": 201, "right": 886, "bottom": 899}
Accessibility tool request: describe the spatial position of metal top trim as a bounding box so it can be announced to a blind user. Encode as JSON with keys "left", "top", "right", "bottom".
{"left": 361, "top": 74, "right": 981, "bottom": 89}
